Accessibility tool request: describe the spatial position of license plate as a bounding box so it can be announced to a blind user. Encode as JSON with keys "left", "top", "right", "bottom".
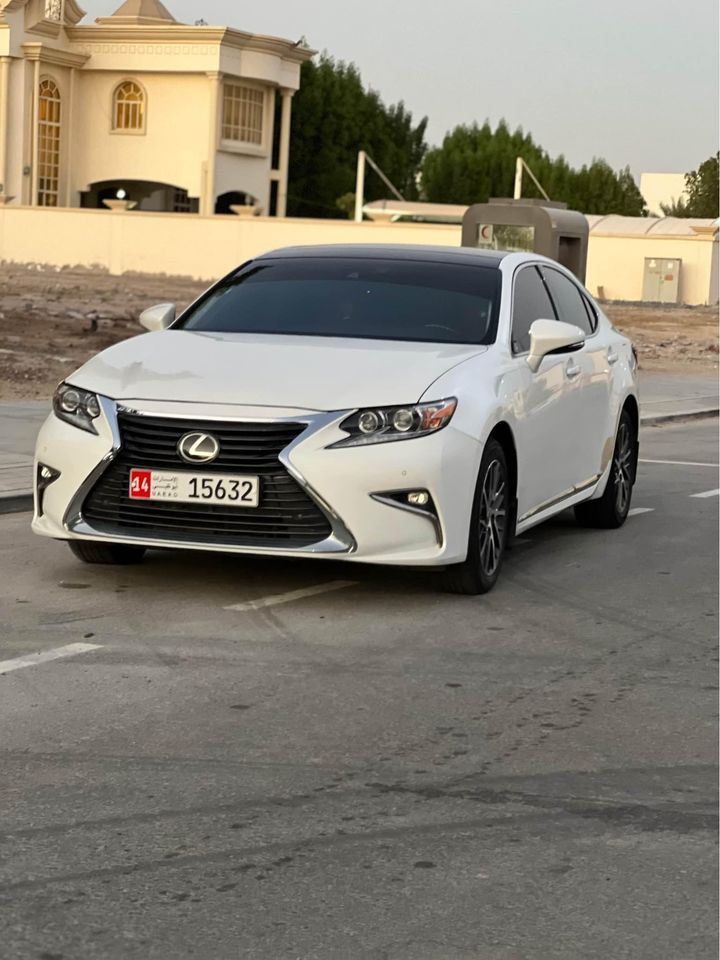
{"left": 129, "top": 469, "right": 259, "bottom": 507}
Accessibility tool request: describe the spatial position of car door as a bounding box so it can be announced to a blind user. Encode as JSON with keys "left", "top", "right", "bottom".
{"left": 540, "top": 266, "right": 613, "bottom": 487}
{"left": 504, "top": 264, "right": 587, "bottom": 521}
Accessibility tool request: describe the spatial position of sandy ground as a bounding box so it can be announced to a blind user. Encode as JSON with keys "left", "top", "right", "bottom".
{"left": 0, "top": 263, "right": 717, "bottom": 401}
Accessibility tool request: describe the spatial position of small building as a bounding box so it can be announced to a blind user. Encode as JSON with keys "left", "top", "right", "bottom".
{"left": 585, "top": 215, "right": 718, "bottom": 306}
{"left": 639, "top": 172, "right": 688, "bottom": 217}
{"left": 0, "top": 0, "right": 314, "bottom": 214}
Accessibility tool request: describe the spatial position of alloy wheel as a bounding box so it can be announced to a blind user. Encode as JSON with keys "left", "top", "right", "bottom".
{"left": 613, "top": 421, "right": 633, "bottom": 515}
{"left": 478, "top": 458, "right": 507, "bottom": 577}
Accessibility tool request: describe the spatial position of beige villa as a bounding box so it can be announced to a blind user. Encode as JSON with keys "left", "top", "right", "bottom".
{"left": 0, "top": 0, "right": 314, "bottom": 214}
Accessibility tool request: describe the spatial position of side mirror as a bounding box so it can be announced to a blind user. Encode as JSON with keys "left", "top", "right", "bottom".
{"left": 139, "top": 303, "right": 176, "bottom": 332}
{"left": 527, "top": 319, "right": 585, "bottom": 373}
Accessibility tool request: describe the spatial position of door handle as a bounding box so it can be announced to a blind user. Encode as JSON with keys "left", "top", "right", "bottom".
{"left": 607, "top": 348, "right": 618, "bottom": 365}
{"left": 565, "top": 361, "right": 581, "bottom": 379}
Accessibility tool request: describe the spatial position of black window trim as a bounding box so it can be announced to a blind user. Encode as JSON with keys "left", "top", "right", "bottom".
{"left": 539, "top": 265, "right": 600, "bottom": 341}
{"left": 581, "top": 290, "right": 599, "bottom": 333}
{"left": 509, "top": 262, "right": 558, "bottom": 357}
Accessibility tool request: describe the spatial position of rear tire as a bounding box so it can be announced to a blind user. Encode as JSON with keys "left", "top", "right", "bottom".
{"left": 574, "top": 409, "right": 636, "bottom": 529}
{"left": 441, "top": 438, "right": 509, "bottom": 595}
{"left": 68, "top": 540, "right": 147, "bottom": 565}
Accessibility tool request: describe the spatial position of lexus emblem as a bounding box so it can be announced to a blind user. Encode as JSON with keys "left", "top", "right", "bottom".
{"left": 177, "top": 432, "right": 220, "bottom": 464}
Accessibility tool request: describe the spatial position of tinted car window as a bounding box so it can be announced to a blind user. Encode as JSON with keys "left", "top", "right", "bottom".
{"left": 511, "top": 265, "right": 556, "bottom": 354}
{"left": 177, "top": 258, "right": 502, "bottom": 345}
{"left": 542, "top": 268, "right": 594, "bottom": 336}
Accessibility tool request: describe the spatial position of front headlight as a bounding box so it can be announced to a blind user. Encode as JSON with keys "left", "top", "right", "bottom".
{"left": 53, "top": 383, "right": 102, "bottom": 434}
{"left": 330, "top": 398, "right": 457, "bottom": 448}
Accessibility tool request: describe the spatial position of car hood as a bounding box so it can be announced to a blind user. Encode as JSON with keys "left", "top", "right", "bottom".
{"left": 70, "top": 331, "right": 487, "bottom": 411}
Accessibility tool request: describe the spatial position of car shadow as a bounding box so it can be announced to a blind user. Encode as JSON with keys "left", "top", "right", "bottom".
{"left": 80, "top": 507, "right": 594, "bottom": 599}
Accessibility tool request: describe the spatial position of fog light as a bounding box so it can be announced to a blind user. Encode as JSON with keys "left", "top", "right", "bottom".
{"left": 36, "top": 463, "right": 61, "bottom": 517}
{"left": 407, "top": 490, "right": 430, "bottom": 506}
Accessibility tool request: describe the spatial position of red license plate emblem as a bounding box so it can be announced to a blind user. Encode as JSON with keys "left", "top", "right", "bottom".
{"left": 129, "top": 469, "right": 152, "bottom": 499}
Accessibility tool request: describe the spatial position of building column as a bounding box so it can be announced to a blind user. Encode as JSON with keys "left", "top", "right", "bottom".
{"left": 29, "top": 58, "right": 40, "bottom": 206}
{"left": 276, "top": 88, "right": 293, "bottom": 218}
{"left": 0, "top": 57, "right": 11, "bottom": 202}
{"left": 64, "top": 66, "right": 75, "bottom": 207}
{"left": 201, "top": 71, "right": 222, "bottom": 217}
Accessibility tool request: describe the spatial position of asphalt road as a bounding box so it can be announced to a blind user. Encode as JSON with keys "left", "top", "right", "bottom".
{"left": 0, "top": 420, "right": 717, "bottom": 960}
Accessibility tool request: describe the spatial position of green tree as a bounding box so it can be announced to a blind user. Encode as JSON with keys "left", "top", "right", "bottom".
{"left": 659, "top": 197, "right": 690, "bottom": 217}
{"left": 662, "top": 153, "right": 719, "bottom": 217}
{"left": 685, "top": 153, "right": 719, "bottom": 216}
{"left": 421, "top": 121, "right": 647, "bottom": 215}
{"left": 287, "top": 55, "right": 428, "bottom": 218}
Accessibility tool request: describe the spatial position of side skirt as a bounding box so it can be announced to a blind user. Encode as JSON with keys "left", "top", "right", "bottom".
{"left": 515, "top": 475, "right": 601, "bottom": 536}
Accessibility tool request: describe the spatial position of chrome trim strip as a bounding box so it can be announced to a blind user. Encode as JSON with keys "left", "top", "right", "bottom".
{"left": 65, "top": 401, "right": 357, "bottom": 555}
{"left": 117, "top": 404, "right": 317, "bottom": 423}
{"left": 518, "top": 473, "right": 601, "bottom": 524}
{"left": 63, "top": 395, "right": 122, "bottom": 529}
{"left": 279, "top": 411, "right": 357, "bottom": 554}
{"left": 370, "top": 492, "right": 444, "bottom": 547}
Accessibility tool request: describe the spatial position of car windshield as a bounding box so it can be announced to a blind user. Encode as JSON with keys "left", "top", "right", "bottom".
{"left": 176, "top": 257, "right": 501, "bottom": 345}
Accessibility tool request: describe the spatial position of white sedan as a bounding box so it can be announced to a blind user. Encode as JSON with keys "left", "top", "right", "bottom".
{"left": 33, "top": 245, "right": 639, "bottom": 594}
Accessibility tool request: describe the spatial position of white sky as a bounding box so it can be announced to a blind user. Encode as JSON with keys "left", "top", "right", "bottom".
{"left": 79, "top": 0, "right": 719, "bottom": 176}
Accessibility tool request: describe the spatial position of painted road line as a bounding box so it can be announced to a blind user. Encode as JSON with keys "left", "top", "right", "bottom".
{"left": 639, "top": 459, "right": 719, "bottom": 468}
{"left": 0, "top": 642, "right": 102, "bottom": 676}
{"left": 225, "top": 581, "right": 357, "bottom": 612}
{"left": 628, "top": 507, "right": 655, "bottom": 517}
{"left": 690, "top": 489, "right": 720, "bottom": 499}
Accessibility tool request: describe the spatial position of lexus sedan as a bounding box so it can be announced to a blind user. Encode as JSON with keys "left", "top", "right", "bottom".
{"left": 33, "top": 245, "right": 639, "bottom": 594}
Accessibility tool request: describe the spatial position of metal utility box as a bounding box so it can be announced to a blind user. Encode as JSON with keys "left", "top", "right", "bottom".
{"left": 461, "top": 198, "right": 590, "bottom": 283}
{"left": 642, "top": 257, "right": 681, "bottom": 304}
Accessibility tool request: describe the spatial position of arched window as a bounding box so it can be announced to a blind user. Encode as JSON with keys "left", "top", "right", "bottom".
{"left": 37, "top": 78, "right": 61, "bottom": 207}
{"left": 113, "top": 81, "right": 145, "bottom": 133}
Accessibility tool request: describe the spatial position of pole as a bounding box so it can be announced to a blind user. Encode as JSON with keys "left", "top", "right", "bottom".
{"left": 522, "top": 159, "right": 551, "bottom": 202}
{"left": 515, "top": 156, "right": 550, "bottom": 202}
{"left": 513, "top": 156, "right": 523, "bottom": 200}
{"left": 364, "top": 153, "right": 404, "bottom": 202}
{"left": 354, "top": 150, "right": 366, "bottom": 222}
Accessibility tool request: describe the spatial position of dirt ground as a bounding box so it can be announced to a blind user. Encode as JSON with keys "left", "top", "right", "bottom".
{"left": 0, "top": 262, "right": 717, "bottom": 401}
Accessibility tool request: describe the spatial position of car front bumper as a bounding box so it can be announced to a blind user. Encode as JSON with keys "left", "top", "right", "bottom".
{"left": 32, "top": 397, "right": 482, "bottom": 566}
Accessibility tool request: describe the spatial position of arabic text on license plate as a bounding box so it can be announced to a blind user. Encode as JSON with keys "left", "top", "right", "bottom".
{"left": 129, "top": 469, "right": 259, "bottom": 507}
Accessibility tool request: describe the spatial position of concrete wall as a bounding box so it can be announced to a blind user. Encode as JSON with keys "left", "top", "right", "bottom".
{"left": 0, "top": 205, "right": 716, "bottom": 304}
{"left": 0, "top": 206, "right": 459, "bottom": 279}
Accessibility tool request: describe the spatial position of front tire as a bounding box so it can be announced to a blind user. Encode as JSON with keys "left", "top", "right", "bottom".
{"left": 442, "top": 438, "right": 509, "bottom": 595}
{"left": 574, "top": 409, "right": 636, "bottom": 529}
{"left": 68, "top": 540, "right": 147, "bottom": 565}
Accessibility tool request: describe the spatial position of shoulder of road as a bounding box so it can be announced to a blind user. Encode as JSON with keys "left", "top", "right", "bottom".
{"left": 1, "top": 371, "right": 717, "bottom": 514}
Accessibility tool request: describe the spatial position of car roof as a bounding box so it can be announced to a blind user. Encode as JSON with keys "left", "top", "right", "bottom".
{"left": 254, "top": 244, "right": 508, "bottom": 267}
